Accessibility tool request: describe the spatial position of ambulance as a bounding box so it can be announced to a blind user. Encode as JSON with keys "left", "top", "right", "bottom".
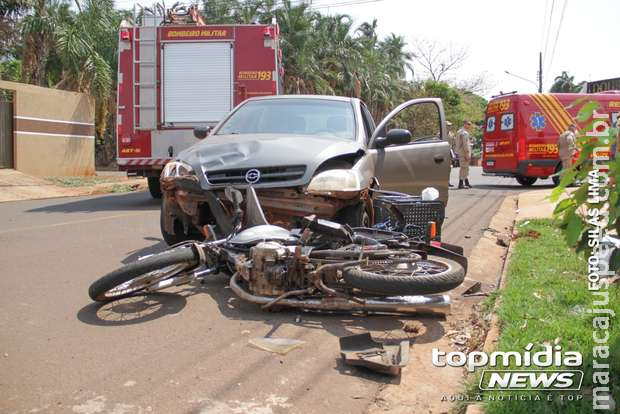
{"left": 482, "top": 92, "right": 620, "bottom": 186}
{"left": 116, "top": 9, "right": 282, "bottom": 197}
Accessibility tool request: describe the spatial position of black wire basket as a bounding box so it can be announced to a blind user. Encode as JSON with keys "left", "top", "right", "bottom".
{"left": 373, "top": 192, "right": 445, "bottom": 240}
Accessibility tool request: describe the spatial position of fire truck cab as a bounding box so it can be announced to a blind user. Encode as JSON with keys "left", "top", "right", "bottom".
{"left": 116, "top": 10, "right": 282, "bottom": 197}
{"left": 482, "top": 92, "right": 620, "bottom": 186}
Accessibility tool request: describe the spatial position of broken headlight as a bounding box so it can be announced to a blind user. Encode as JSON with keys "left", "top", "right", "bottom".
{"left": 161, "top": 160, "right": 195, "bottom": 178}
{"left": 306, "top": 169, "right": 363, "bottom": 194}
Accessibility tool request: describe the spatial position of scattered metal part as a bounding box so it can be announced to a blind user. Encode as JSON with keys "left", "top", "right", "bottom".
{"left": 461, "top": 281, "right": 482, "bottom": 296}
{"left": 248, "top": 337, "right": 305, "bottom": 355}
{"left": 462, "top": 292, "right": 489, "bottom": 297}
{"left": 339, "top": 333, "right": 409, "bottom": 376}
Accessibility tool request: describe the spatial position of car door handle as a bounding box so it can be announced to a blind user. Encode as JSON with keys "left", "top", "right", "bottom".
{"left": 433, "top": 155, "right": 445, "bottom": 164}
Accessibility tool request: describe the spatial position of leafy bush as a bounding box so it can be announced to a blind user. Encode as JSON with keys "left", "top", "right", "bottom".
{"left": 551, "top": 99, "right": 619, "bottom": 270}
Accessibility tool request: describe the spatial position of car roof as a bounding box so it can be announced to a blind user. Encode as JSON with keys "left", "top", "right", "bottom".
{"left": 245, "top": 94, "right": 358, "bottom": 104}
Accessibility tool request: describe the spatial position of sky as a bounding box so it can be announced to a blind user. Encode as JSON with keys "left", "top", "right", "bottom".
{"left": 115, "top": 0, "right": 620, "bottom": 99}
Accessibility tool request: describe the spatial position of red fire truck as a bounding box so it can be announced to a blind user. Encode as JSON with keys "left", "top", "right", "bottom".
{"left": 482, "top": 92, "right": 620, "bottom": 186}
{"left": 116, "top": 10, "right": 282, "bottom": 197}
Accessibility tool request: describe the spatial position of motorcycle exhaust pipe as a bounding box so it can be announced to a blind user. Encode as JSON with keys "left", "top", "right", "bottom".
{"left": 229, "top": 273, "right": 450, "bottom": 316}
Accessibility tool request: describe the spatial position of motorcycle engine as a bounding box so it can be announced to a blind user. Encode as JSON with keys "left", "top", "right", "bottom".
{"left": 245, "top": 241, "right": 309, "bottom": 296}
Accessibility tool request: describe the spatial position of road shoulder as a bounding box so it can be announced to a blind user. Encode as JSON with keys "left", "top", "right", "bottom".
{"left": 367, "top": 194, "right": 519, "bottom": 413}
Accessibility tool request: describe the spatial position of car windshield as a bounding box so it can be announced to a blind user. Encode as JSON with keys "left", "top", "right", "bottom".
{"left": 216, "top": 98, "right": 356, "bottom": 140}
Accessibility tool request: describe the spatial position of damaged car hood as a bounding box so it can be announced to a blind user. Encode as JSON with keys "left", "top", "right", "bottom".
{"left": 178, "top": 133, "right": 365, "bottom": 189}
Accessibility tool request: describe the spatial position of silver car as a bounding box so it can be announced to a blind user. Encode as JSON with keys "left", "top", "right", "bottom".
{"left": 160, "top": 95, "right": 451, "bottom": 244}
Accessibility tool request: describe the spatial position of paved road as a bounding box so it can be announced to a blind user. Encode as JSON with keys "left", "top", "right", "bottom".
{"left": 0, "top": 168, "right": 553, "bottom": 414}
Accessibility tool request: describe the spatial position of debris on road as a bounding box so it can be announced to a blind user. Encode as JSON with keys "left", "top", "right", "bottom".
{"left": 248, "top": 337, "right": 305, "bottom": 355}
{"left": 402, "top": 321, "right": 422, "bottom": 334}
{"left": 339, "top": 333, "right": 409, "bottom": 376}
{"left": 461, "top": 281, "right": 482, "bottom": 296}
{"left": 496, "top": 233, "right": 511, "bottom": 247}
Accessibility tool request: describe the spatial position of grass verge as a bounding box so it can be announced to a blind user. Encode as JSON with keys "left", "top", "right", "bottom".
{"left": 461, "top": 219, "right": 619, "bottom": 414}
{"left": 45, "top": 176, "right": 121, "bottom": 187}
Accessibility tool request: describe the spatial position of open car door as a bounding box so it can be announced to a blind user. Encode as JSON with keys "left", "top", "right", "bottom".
{"left": 367, "top": 98, "right": 451, "bottom": 204}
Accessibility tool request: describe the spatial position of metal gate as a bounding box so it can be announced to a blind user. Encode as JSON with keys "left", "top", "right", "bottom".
{"left": 0, "top": 91, "right": 14, "bottom": 169}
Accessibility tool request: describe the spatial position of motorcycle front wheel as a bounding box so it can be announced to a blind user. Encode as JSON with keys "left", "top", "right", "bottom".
{"left": 88, "top": 247, "right": 200, "bottom": 302}
{"left": 342, "top": 255, "right": 465, "bottom": 296}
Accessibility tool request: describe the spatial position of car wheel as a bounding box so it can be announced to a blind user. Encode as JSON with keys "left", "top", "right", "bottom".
{"left": 148, "top": 177, "right": 162, "bottom": 199}
{"left": 336, "top": 203, "right": 370, "bottom": 228}
{"left": 160, "top": 203, "right": 200, "bottom": 245}
{"left": 515, "top": 176, "right": 537, "bottom": 186}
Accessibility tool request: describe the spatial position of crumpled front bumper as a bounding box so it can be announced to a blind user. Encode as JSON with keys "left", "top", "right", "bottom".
{"left": 160, "top": 176, "right": 369, "bottom": 233}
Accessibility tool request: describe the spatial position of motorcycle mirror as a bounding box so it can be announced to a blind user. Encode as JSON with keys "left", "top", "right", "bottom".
{"left": 225, "top": 187, "right": 244, "bottom": 205}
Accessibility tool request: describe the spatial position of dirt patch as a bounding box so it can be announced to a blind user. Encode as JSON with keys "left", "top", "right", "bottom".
{"left": 0, "top": 169, "right": 147, "bottom": 203}
{"left": 513, "top": 229, "right": 541, "bottom": 239}
{"left": 366, "top": 195, "right": 518, "bottom": 414}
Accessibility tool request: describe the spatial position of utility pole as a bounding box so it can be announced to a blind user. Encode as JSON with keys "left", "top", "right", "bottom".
{"left": 538, "top": 51, "right": 543, "bottom": 93}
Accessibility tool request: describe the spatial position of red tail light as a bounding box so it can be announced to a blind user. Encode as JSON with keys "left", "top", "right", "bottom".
{"left": 120, "top": 29, "right": 131, "bottom": 41}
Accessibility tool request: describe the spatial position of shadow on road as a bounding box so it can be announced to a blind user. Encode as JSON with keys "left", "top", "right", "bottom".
{"left": 77, "top": 269, "right": 447, "bottom": 381}
{"left": 26, "top": 191, "right": 160, "bottom": 214}
{"left": 77, "top": 292, "right": 187, "bottom": 326}
{"left": 122, "top": 237, "right": 170, "bottom": 263}
{"left": 195, "top": 273, "right": 446, "bottom": 381}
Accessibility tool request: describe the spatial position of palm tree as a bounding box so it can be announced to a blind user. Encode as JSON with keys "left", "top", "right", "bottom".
{"left": 20, "top": 0, "right": 67, "bottom": 86}
{"left": 0, "top": 0, "right": 31, "bottom": 57}
{"left": 550, "top": 71, "right": 584, "bottom": 93}
{"left": 379, "top": 33, "right": 413, "bottom": 78}
{"left": 53, "top": 0, "right": 117, "bottom": 135}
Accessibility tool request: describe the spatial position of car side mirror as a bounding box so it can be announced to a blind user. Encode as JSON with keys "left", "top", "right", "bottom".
{"left": 376, "top": 128, "right": 412, "bottom": 148}
{"left": 193, "top": 126, "right": 212, "bottom": 139}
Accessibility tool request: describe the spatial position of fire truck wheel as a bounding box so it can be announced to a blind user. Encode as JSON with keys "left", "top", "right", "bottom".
{"left": 515, "top": 176, "right": 537, "bottom": 187}
{"left": 148, "top": 177, "right": 163, "bottom": 199}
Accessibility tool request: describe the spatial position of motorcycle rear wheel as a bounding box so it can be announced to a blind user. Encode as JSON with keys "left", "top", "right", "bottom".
{"left": 342, "top": 255, "right": 464, "bottom": 295}
{"left": 89, "top": 247, "right": 199, "bottom": 302}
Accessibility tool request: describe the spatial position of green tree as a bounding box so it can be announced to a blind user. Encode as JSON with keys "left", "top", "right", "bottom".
{"left": 19, "top": 0, "right": 68, "bottom": 86}
{"left": 551, "top": 99, "right": 619, "bottom": 271}
{"left": 0, "top": 0, "right": 31, "bottom": 57}
{"left": 549, "top": 71, "right": 585, "bottom": 93}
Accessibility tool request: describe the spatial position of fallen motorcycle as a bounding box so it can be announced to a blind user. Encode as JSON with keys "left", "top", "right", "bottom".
{"left": 88, "top": 187, "right": 467, "bottom": 315}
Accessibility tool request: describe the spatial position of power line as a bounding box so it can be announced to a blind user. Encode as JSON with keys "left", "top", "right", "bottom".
{"left": 539, "top": 0, "right": 549, "bottom": 51}
{"left": 547, "top": 0, "right": 568, "bottom": 76}
{"left": 542, "top": 0, "right": 554, "bottom": 63}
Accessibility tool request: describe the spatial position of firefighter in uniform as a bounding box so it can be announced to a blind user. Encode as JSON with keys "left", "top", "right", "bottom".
{"left": 558, "top": 123, "right": 577, "bottom": 172}
{"left": 446, "top": 121, "right": 455, "bottom": 187}
{"left": 455, "top": 120, "right": 473, "bottom": 189}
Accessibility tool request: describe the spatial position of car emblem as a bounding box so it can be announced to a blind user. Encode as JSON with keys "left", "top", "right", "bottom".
{"left": 245, "top": 168, "right": 261, "bottom": 184}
